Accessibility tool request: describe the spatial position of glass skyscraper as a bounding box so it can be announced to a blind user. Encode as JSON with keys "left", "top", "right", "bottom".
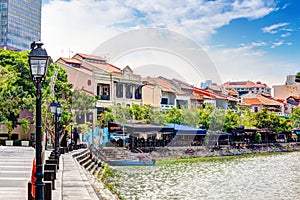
{"left": 0, "top": 0, "right": 41, "bottom": 51}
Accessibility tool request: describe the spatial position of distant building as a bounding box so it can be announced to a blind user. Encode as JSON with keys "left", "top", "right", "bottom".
{"left": 56, "top": 53, "right": 143, "bottom": 123}
{"left": 223, "top": 80, "right": 271, "bottom": 97}
{"left": 0, "top": 0, "right": 41, "bottom": 51}
{"left": 273, "top": 75, "right": 300, "bottom": 100}
{"left": 241, "top": 93, "right": 284, "bottom": 116}
{"left": 200, "top": 80, "right": 213, "bottom": 89}
{"left": 146, "top": 76, "right": 189, "bottom": 110}
{"left": 194, "top": 87, "right": 238, "bottom": 109}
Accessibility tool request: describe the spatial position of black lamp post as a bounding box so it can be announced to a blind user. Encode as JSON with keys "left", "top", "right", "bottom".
{"left": 28, "top": 41, "right": 51, "bottom": 200}
{"left": 69, "top": 120, "right": 73, "bottom": 151}
{"left": 50, "top": 101, "right": 62, "bottom": 169}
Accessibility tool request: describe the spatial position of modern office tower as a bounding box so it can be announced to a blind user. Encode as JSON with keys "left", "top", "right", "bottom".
{"left": 0, "top": 0, "right": 41, "bottom": 51}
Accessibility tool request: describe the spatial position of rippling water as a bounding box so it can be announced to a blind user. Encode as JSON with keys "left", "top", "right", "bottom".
{"left": 112, "top": 152, "right": 300, "bottom": 200}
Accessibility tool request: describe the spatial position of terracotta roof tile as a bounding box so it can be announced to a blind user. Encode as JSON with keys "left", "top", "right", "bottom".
{"left": 190, "top": 92, "right": 203, "bottom": 100}
{"left": 92, "top": 63, "right": 121, "bottom": 73}
{"left": 223, "top": 80, "right": 270, "bottom": 89}
{"left": 60, "top": 57, "right": 82, "bottom": 64}
{"left": 147, "top": 77, "right": 185, "bottom": 95}
{"left": 242, "top": 94, "right": 283, "bottom": 106}
{"left": 75, "top": 53, "right": 106, "bottom": 61}
{"left": 242, "top": 98, "right": 261, "bottom": 105}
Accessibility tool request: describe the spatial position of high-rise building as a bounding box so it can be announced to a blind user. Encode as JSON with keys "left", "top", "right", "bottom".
{"left": 0, "top": 0, "right": 41, "bottom": 51}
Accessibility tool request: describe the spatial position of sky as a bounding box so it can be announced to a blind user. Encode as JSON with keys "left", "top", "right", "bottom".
{"left": 41, "top": 0, "right": 300, "bottom": 87}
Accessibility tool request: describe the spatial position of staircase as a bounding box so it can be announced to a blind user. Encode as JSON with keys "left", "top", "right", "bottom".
{"left": 72, "top": 149, "right": 118, "bottom": 200}
{"left": 101, "top": 147, "right": 140, "bottom": 162}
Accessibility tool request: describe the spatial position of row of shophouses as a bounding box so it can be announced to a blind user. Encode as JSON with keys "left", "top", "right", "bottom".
{"left": 1, "top": 52, "right": 299, "bottom": 142}
{"left": 56, "top": 53, "right": 300, "bottom": 123}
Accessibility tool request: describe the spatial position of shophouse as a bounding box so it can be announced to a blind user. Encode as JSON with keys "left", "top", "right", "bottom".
{"left": 273, "top": 75, "right": 300, "bottom": 100}
{"left": 241, "top": 93, "right": 285, "bottom": 116}
{"left": 223, "top": 80, "right": 271, "bottom": 97}
{"left": 145, "top": 77, "right": 191, "bottom": 110}
{"left": 56, "top": 53, "right": 143, "bottom": 123}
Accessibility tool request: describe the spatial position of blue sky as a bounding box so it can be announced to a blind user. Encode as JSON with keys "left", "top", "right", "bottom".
{"left": 42, "top": 0, "right": 300, "bottom": 87}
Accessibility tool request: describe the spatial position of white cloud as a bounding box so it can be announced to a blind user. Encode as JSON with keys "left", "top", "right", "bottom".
{"left": 206, "top": 46, "right": 298, "bottom": 87}
{"left": 271, "top": 40, "right": 284, "bottom": 48}
{"left": 281, "top": 32, "right": 291, "bottom": 37}
{"left": 42, "top": 0, "right": 277, "bottom": 59}
{"left": 262, "top": 22, "right": 289, "bottom": 34}
{"left": 41, "top": 0, "right": 297, "bottom": 87}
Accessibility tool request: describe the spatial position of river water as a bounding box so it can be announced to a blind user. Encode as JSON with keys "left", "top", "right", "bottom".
{"left": 112, "top": 152, "right": 300, "bottom": 200}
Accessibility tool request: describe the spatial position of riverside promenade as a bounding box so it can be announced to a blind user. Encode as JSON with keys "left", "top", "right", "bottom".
{"left": 0, "top": 146, "right": 100, "bottom": 200}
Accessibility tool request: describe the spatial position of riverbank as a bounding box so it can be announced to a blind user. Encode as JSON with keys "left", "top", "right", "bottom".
{"left": 101, "top": 143, "right": 300, "bottom": 199}
{"left": 149, "top": 142, "right": 300, "bottom": 162}
{"left": 111, "top": 150, "right": 300, "bottom": 200}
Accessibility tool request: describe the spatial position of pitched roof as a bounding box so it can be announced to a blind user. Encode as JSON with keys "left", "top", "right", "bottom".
{"left": 147, "top": 77, "right": 185, "bottom": 95}
{"left": 75, "top": 53, "right": 106, "bottom": 61}
{"left": 172, "top": 79, "right": 194, "bottom": 90}
{"left": 91, "top": 63, "right": 121, "bottom": 73}
{"left": 58, "top": 57, "right": 82, "bottom": 64}
{"left": 227, "top": 89, "right": 239, "bottom": 96}
{"left": 194, "top": 87, "right": 238, "bottom": 101}
{"left": 288, "top": 96, "right": 300, "bottom": 101}
{"left": 190, "top": 92, "right": 203, "bottom": 100}
{"left": 223, "top": 80, "right": 270, "bottom": 89}
{"left": 242, "top": 94, "right": 283, "bottom": 106}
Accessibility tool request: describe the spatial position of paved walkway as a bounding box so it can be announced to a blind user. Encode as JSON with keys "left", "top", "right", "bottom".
{"left": 59, "top": 150, "right": 99, "bottom": 200}
{"left": 0, "top": 146, "right": 35, "bottom": 200}
{"left": 0, "top": 146, "right": 99, "bottom": 200}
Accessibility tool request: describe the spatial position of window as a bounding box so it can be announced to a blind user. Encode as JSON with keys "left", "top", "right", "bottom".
{"left": 161, "top": 98, "right": 168, "bottom": 104}
{"left": 97, "top": 84, "right": 110, "bottom": 100}
{"left": 135, "top": 86, "right": 142, "bottom": 99}
{"left": 125, "top": 84, "right": 133, "bottom": 99}
{"left": 116, "top": 83, "right": 123, "bottom": 98}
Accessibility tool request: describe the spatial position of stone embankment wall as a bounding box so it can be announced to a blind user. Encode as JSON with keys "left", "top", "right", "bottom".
{"left": 150, "top": 143, "right": 300, "bottom": 160}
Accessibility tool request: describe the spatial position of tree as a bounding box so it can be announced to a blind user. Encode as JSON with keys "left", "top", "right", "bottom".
{"left": 131, "top": 104, "right": 143, "bottom": 120}
{"left": 182, "top": 108, "right": 198, "bottom": 126}
{"left": 207, "top": 108, "right": 226, "bottom": 133}
{"left": 41, "top": 64, "right": 73, "bottom": 145}
{"left": 0, "top": 50, "right": 34, "bottom": 130}
{"left": 165, "top": 108, "right": 183, "bottom": 124}
{"left": 295, "top": 72, "right": 300, "bottom": 83}
{"left": 223, "top": 110, "right": 239, "bottom": 132}
{"left": 291, "top": 107, "right": 300, "bottom": 128}
{"left": 237, "top": 106, "right": 254, "bottom": 128}
{"left": 197, "top": 104, "right": 213, "bottom": 130}
{"left": 253, "top": 109, "right": 292, "bottom": 133}
{"left": 21, "top": 118, "right": 30, "bottom": 135}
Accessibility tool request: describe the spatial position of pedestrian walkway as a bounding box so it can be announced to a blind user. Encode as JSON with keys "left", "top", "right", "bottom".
{"left": 59, "top": 149, "right": 99, "bottom": 200}
{"left": 0, "top": 146, "right": 99, "bottom": 200}
{"left": 0, "top": 146, "right": 35, "bottom": 200}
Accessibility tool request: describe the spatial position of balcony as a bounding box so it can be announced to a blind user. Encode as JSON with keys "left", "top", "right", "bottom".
{"left": 97, "top": 95, "right": 110, "bottom": 101}
{"left": 160, "top": 104, "right": 174, "bottom": 110}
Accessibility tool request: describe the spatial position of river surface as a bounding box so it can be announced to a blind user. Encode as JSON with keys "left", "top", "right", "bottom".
{"left": 112, "top": 152, "right": 300, "bottom": 200}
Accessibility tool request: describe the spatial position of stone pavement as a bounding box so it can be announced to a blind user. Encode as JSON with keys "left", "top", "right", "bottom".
{"left": 0, "top": 146, "right": 100, "bottom": 200}
{"left": 0, "top": 146, "right": 35, "bottom": 200}
{"left": 58, "top": 149, "right": 99, "bottom": 200}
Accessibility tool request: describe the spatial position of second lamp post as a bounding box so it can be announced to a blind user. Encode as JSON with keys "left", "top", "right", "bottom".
{"left": 69, "top": 120, "right": 73, "bottom": 151}
{"left": 50, "top": 101, "right": 62, "bottom": 169}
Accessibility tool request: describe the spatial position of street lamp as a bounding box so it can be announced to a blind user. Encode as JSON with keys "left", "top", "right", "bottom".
{"left": 49, "top": 101, "right": 62, "bottom": 170}
{"left": 69, "top": 120, "right": 74, "bottom": 151}
{"left": 28, "top": 41, "right": 51, "bottom": 200}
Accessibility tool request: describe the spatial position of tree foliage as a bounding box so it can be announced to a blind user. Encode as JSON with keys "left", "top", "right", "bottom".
{"left": 295, "top": 72, "right": 300, "bottom": 83}
{"left": 0, "top": 50, "right": 34, "bottom": 129}
{"left": 291, "top": 107, "right": 300, "bottom": 128}
{"left": 253, "top": 109, "right": 292, "bottom": 133}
